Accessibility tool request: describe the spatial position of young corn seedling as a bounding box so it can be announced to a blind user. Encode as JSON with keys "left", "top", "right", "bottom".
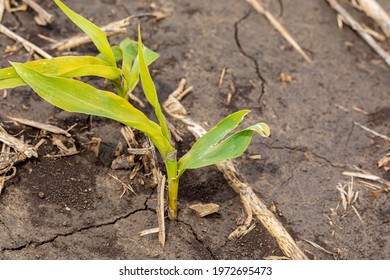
{"left": 0, "top": 0, "right": 270, "bottom": 220}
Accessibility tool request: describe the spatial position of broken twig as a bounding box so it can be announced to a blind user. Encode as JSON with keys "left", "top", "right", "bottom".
{"left": 8, "top": 116, "right": 71, "bottom": 137}
{"left": 354, "top": 122, "right": 390, "bottom": 141}
{"left": 109, "top": 173, "right": 136, "bottom": 197}
{"left": 22, "top": 0, "right": 54, "bottom": 26}
{"left": 326, "top": 0, "right": 390, "bottom": 67}
{"left": 0, "top": 23, "right": 52, "bottom": 58}
{"left": 0, "top": 0, "right": 5, "bottom": 22}
{"left": 0, "top": 126, "right": 37, "bottom": 158}
{"left": 157, "top": 172, "right": 166, "bottom": 246}
{"left": 351, "top": 0, "right": 390, "bottom": 37}
{"left": 50, "top": 13, "right": 155, "bottom": 51}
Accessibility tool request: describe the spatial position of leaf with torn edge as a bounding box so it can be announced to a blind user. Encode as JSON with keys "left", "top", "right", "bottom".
{"left": 178, "top": 110, "right": 270, "bottom": 175}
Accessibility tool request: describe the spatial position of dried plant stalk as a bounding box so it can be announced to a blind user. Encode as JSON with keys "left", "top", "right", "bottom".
{"left": 8, "top": 116, "right": 71, "bottom": 137}
{"left": 156, "top": 172, "right": 166, "bottom": 246}
{"left": 23, "top": 0, "right": 54, "bottom": 26}
{"left": 50, "top": 14, "right": 153, "bottom": 51}
{"left": 326, "top": 0, "right": 390, "bottom": 67}
{"left": 0, "top": 23, "right": 52, "bottom": 58}
{"left": 352, "top": 0, "right": 390, "bottom": 37}
{"left": 0, "top": 0, "right": 5, "bottom": 22}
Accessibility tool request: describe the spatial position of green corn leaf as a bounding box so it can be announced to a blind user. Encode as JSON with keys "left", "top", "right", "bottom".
{"left": 178, "top": 110, "right": 250, "bottom": 172}
{"left": 119, "top": 38, "right": 160, "bottom": 93}
{"left": 128, "top": 46, "right": 159, "bottom": 93}
{"left": 138, "top": 26, "right": 170, "bottom": 141}
{"left": 59, "top": 65, "right": 120, "bottom": 80}
{"left": 11, "top": 62, "right": 173, "bottom": 156}
{"left": 97, "top": 46, "right": 123, "bottom": 63}
{"left": 178, "top": 111, "right": 270, "bottom": 174}
{"left": 119, "top": 39, "right": 134, "bottom": 94}
{"left": 0, "top": 56, "right": 119, "bottom": 90}
{"left": 54, "top": 0, "right": 116, "bottom": 67}
{"left": 120, "top": 39, "right": 138, "bottom": 65}
{"left": 95, "top": 39, "right": 160, "bottom": 95}
{"left": 0, "top": 78, "right": 25, "bottom": 89}
{"left": 97, "top": 40, "right": 159, "bottom": 66}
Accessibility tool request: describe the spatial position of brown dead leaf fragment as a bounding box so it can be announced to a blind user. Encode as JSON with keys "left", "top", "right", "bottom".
{"left": 85, "top": 137, "right": 101, "bottom": 157}
{"left": 280, "top": 72, "right": 292, "bottom": 82}
{"left": 50, "top": 134, "right": 78, "bottom": 157}
{"left": 111, "top": 155, "right": 135, "bottom": 170}
{"left": 378, "top": 152, "right": 390, "bottom": 171}
{"left": 188, "top": 203, "right": 220, "bottom": 217}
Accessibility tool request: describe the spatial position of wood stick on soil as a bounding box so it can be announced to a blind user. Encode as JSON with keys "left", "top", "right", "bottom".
{"left": 8, "top": 116, "right": 72, "bottom": 137}
{"left": 50, "top": 13, "right": 153, "bottom": 51}
{"left": 0, "top": 166, "right": 16, "bottom": 194}
{"left": 218, "top": 67, "right": 227, "bottom": 88}
{"left": 343, "top": 170, "right": 390, "bottom": 188}
{"left": 0, "top": 0, "right": 5, "bottom": 22}
{"left": 351, "top": 0, "right": 390, "bottom": 37}
{"left": 156, "top": 172, "right": 166, "bottom": 246}
{"left": 138, "top": 172, "right": 166, "bottom": 245}
{"left": 354, "top": 122, "right": 390, "bottom": 141}
{"left": 163, "top": 79, "right": 308, "bottom": 260}
{"left": 108, "top": 173, "right": 136, "bottom": 197}
{"left": 0, "top": 23, "right": 52, "bottom": 59}
{"left": 0, "top": 126, "right": 38, "bottom": 159}
{"left": 22, "top": 0, "right": 54, "bottom": 26}
{"left": 246, "top": 0, "right": 313, "bottom": 63}
{"left": 326, "top": 0, "right": 390, "bottom": 67}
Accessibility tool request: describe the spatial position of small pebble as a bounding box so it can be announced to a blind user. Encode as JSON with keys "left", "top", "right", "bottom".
{"left": 38, "top": 192, "right": 45, "bottom": 199}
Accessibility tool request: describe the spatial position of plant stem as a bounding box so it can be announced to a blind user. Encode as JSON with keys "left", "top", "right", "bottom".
{"left": 167, "top": 175, "right": 179, "bottom": 220}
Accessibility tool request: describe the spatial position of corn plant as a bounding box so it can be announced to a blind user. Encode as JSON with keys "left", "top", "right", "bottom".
{"left": 0, "top": 0, "right": 270, "bottom": 220}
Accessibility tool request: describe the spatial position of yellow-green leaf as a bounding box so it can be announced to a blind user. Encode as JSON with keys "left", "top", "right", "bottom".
{"left": 11, "top": 62, "right": 173, "bottom": 156}
{"left": 59, "top": 65, "right": 120, "bottom": 80}
{"left": 120, "top": 38, "right": 159, "bottom": 93}
{"left": 138, "top": 26, "right": 170, "bottom": 141}
{"left": 97, "top": 46, "right": 123, "bottom": 63}
{"left": 54, "top": 0, "right": 116, "bottom": 67}
{"left": 0, "top": 57, "right": 119, "bottom": 90}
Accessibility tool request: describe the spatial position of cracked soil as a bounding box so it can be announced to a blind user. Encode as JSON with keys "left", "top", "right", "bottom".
{"left": 0, "top": 0, "right": 389, "bottom": 259}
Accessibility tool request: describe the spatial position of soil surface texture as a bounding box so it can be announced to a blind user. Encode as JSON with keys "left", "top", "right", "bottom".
{"left": 0, "top": 0, "right": 389, "bottom": 259}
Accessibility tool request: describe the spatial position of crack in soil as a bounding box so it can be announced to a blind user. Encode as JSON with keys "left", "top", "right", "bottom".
{"left": 144, "top": 186, "right": 158, "bottom": 214}
{"left": 1, "top": 207, "right": 149, "bottom": 253}
{"left": 261, "top": 143, "right": 346, "bottom": 168}
{"left": 234, "top": 11, "right": 266, "bottom": 102}
{"left": 308, "top": 151, "right": 346, "bottom": 168}
{"left": 177, "top": 219, "right": 216, "bottom": 259}
{"left": 280, "top": 168, "right": 295, "bottom": 188}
